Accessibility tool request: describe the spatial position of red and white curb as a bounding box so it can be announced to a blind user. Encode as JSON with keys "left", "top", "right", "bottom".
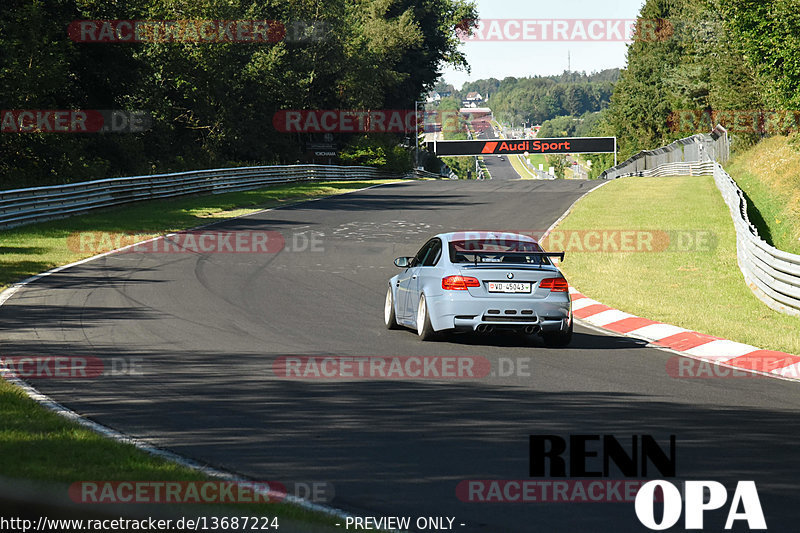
{"left": 570, "top": 286, "right": 800, "bottom": 382}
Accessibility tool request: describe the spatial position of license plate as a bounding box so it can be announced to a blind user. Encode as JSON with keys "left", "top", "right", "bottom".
{"left": 487, "top": 282, "right": 531, "bottom": 293}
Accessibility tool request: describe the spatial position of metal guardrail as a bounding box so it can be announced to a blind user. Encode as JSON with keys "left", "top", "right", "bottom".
{"left": 598, "top": 125, "right": 730, "bottom": 180}
{"left": 520, "top": 157, "right": 556, "bottom": 180}
{"left": 617, "top": 160, "right": 717, "bottom": 178}
{"left": 597, "top": 126, "right": 799, "bottom": 315}
{"left": 0, "top": 165, "right": 440, "bottom": 229}
{"left": 713, "top": 163, "right": 800, "bottom": 315}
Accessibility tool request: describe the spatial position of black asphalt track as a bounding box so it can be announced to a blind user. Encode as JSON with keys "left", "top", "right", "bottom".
{"left": 2, "top": 179, "right": 799, "bottom": 532}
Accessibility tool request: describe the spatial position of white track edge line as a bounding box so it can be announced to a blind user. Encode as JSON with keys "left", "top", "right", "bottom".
{"left": 0, "top": 180, "right": 409, "bottom": 524}
{"left": 541, "top": 179, "right": 612, "bottom": 243}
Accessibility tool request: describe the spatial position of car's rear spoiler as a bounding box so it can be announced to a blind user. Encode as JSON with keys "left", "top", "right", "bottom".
{"left": 497, "top": 251, "right": 565, "bottom": 261}
{"left": 533, "top": 251, "right": 565, "bottom": 261}
{"left": 459, "top": 251, "right": 566, "bottom": 267}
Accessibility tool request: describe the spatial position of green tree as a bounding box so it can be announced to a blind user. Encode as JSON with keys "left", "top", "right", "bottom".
{"left": 0, "top": 0, "right": 479, "bottom": 189}
{"left": 719, "top": 0, "right": 800, "bottom": 109}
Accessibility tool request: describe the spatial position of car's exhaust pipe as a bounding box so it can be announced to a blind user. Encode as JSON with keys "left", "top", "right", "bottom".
{"left": 523, "top": 325, "right": 540, "bottom": 335}
{"left": 476, "top": 324, "right": 495, "bottom": 334}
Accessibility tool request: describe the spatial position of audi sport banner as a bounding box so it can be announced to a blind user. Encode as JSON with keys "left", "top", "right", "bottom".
{"left": 427, "top": 137, "right": 616, "bottom": 156}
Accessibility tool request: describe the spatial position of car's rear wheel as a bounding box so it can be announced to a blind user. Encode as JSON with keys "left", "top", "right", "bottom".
{"left": 542, "top": 321, "right": 573, "bottom": 347}
{"left": 416, "top": 294, "right": 436, "bottom": 341}
{"left": 384, "top": 287, "right": 400, "bottom": 329}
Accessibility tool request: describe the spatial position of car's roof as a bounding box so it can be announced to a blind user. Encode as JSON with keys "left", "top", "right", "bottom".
{"left": 437, "top": 231, "right": 540, "bottom": 244}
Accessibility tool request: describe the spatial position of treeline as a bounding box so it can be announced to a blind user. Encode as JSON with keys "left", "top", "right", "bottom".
{"left": 594, "top": 0, "right": 800, "bottom": 169}
{"left": 0, "top": 0, "right": 476, "bottom": 189}
{"left": 537, "top": 111, "right": 604, "bottom": 139}
{"left": 455, "top": 70, "right": 618, "bottom": 125}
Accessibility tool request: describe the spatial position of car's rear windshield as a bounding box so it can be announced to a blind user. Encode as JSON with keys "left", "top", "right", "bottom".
{"left": 448, "top": 239, "right": 550, "bottom": 264}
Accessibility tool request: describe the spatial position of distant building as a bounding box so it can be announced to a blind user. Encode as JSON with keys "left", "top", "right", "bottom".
{"left": 459, "top": 107, "right": 493, "bottom": 133}
{"left": 462, "top": 91, "right": 484, "bottom": 108}
{"left": 426, "top": 91, "right": 442, "bottom": 104}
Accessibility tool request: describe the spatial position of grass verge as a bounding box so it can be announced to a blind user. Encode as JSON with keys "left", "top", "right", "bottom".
{"left": 477, "top": 156, "right": 492, "bottom": 179}
{"left": 507, "top": 154, "right": 537, "bottom": 179}
{"left": 526, "top": 154, "right": 547, "bottom": 169}
{"left": 0, "top": 379, "right": 340, "bottom": 528}
{"left": 724, "top": 135, "right": 800, "bottom": 255}
{"left": 0, "top": 178, "right": 401, "bottom": 525}
{"left": 545, "top": 175, "right": 800, "bottom": 355}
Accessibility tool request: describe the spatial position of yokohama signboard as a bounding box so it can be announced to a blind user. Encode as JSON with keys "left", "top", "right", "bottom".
{"left": 428, "top": 137, "right": 616, "bottom": 156}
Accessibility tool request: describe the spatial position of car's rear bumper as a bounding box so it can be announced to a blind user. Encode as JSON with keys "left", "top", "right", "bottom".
{"left": 426, "top": 292, "right": 571, "bottom": 332}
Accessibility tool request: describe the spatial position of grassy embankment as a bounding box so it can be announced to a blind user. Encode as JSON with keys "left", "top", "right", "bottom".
{"left": 546, "top": 175, "right": 800, "bottom": 355}
{"left": 725, "top": 135, "right": 800, "bottom": 255}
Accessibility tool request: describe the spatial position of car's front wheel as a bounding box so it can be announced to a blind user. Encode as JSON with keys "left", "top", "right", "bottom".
{"left": 384, "top": 287, "right": 400, "bottom": 330}
{"left": 416, "top": 294, "right": 436, "bottom": 341}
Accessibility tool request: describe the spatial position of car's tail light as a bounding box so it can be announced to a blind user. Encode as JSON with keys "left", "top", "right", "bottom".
{"left": 442, "top": 275, "right": 481, "bottom": 290}
{"left": 539, "top": 277, "right": 569, "bottom": 292}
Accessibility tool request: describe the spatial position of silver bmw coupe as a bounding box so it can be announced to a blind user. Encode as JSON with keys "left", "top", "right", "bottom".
{"left": 385, "top": 232, "right": 573, "bottom": 346}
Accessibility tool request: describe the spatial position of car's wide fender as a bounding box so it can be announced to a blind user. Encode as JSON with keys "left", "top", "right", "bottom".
{"left": 416, "top": 270, "right": 450, "bottom": 331}
{"left": 387, "top": 274, "right": 401, "bottom": 313}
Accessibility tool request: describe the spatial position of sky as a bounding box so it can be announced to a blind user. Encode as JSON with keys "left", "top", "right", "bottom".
{"left": 440, "top": 0, "right": 647, "bottom": 89}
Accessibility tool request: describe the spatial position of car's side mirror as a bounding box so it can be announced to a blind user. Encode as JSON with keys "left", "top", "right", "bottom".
{"left": 394, "top": 256, "right": 412, "bottom": 268}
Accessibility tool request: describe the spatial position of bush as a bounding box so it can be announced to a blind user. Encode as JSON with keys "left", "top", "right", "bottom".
{"left": 339, "top": 135, "right": 412, "bottom": 172}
